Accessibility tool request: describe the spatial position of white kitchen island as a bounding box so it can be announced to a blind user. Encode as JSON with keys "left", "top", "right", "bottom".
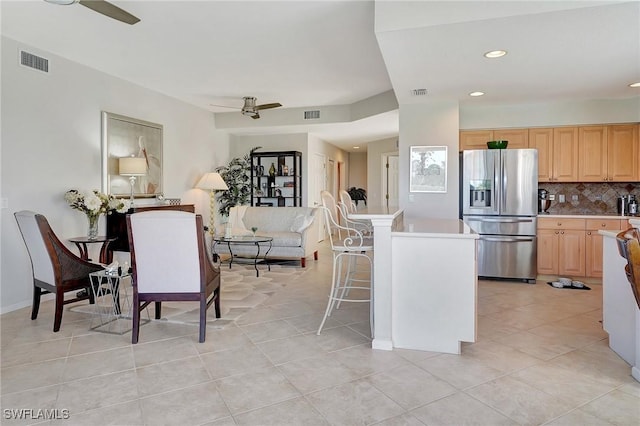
{"left": 349, "top": 207, "right": 479, "bottom": 354}
{"left": 600, "top": 219, "right": 640, "bottom": 382}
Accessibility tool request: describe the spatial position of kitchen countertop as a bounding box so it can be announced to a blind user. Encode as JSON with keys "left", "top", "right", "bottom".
{"left": 541, "top": 214, "right": 637, "bottom": 220}
{"left": 395, "top": 218, "right": 479, "bottom": 239}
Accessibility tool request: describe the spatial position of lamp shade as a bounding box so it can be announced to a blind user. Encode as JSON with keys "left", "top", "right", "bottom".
{"left": 119, "top": 157, "right": 147, "bottom": 176}
{"left": 196, "top": 172, "right": 228, "bottom": 191}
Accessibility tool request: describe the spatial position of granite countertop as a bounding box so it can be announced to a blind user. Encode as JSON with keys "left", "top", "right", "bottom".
{"left": 542, "top": 214, "right": 637, "bottom": 220}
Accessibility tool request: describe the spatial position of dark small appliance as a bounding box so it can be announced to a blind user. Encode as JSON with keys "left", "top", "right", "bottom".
{"left": 538, "top": 188, "right": 551, "bottom": 214}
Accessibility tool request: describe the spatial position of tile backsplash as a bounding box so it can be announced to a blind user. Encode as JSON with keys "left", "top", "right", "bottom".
{"left": 539, "top": 182, "right": 639, "bottom": 215}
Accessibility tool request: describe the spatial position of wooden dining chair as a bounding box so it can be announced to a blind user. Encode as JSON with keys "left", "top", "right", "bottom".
{"left": 616, "top": 227, "right": 640, "bottom": 310}
{"left": 126, "top": 210, "right": 221, "bottom": 343}
{"left": 14, "top": 210, "right": 103, "bottom": 332}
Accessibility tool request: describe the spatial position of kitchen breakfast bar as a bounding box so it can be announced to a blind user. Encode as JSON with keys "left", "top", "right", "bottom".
{"left": 349, "top": 207, "right": 479, "bottom": 354}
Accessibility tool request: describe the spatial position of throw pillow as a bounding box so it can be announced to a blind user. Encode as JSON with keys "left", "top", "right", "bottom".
{"left": 290, "top": 214, "right": 314, "bottom": 233}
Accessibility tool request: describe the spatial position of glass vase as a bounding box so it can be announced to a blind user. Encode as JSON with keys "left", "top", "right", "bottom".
{"left": 87, "top": 214, "right": 99, "bottom": 240}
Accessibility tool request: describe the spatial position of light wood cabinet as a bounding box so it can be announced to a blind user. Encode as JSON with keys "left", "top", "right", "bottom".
{"left": 464, "top": 124, "right": 638, "bottom": 182}
{"left": 578, "top": 126, "right": 608, "bottom": 181}
{"left": 538, "top": 217, "right": 628, "bottom": 278}
{"left": 577, "top": 124, "right": 638, "bottom": 182}
{"left": 537, "top": 217, "right": 585, "bottom": 277}
{"left": 529, "top": 128, "right": 554, "bottom": 182}
{"left": 552, "top": 127, "right": 580, "bottom": 182}
{"left": 537, "top": 228, "right": 559, "bottom": 275}
{"left": 492, "top": 129, "right": 529, "bottom": 149}
{"left": 459, "top": 129, "right": 528, "bottom": 151}
{"left": 532, "top": 127, "right": 579, "bottom": 182}
{"left": 585, "top": 219, "right": 626, "bottom": 277}
{"left": 608, "top": 124, "right": 639, "bottom": 181}
{"left": 459, "top": 130, "right": 494, "bottom": 151}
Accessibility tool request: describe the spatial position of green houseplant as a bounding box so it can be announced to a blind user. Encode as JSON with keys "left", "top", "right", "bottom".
{"left": 215, "top": 147, "right": 261, "bottom": 217}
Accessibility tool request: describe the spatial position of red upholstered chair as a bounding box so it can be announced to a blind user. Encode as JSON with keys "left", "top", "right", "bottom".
{"left": 126, "top": 210, "right": 221, "bottom": 343}
{"left": 14, "top": 210, "right": 103, "bottom": 332}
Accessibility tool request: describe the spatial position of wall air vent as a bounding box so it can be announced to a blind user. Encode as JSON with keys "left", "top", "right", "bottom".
{"left": 19, "top": 50, "right": 49, "bottom": 73}
{"left": 411, "top": 88, "right": 427, "bottom": 96}
{"left": 304, "top": 110, "right": 320, "bottom": 120}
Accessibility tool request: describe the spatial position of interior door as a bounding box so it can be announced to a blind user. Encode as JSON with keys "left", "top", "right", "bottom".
{"left": 382, "top": 153, "right": 399, "bottom": 206}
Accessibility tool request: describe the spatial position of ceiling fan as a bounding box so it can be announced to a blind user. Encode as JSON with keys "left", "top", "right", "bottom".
{"left": 44, "top": 0, "right": 140, "bottom": 25}
{"left": 211, "top": 97, "right": 283, "bottom": 120}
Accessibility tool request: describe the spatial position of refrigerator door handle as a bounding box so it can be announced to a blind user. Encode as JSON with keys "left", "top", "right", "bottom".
{"left": 501, "top": 154, "right": 507, "bottom": 212}
{"left": 482, "top": 237, "right": 535, "bottom": 243}
{"left": 468, "top": 217, "right": 534, "bottom": 224}
{"left": 493, "top": 154, "right": 500, "bottom": 212}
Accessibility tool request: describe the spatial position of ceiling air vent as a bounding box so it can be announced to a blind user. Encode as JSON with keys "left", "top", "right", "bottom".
{"left": 304, "top": 110, "right": 320, "bottom": 120}
{"left": 411, "top": 88, "right": 427, "bottom": 96}
{"left": 19, "top": 50, "right": 49, "bottom": 73}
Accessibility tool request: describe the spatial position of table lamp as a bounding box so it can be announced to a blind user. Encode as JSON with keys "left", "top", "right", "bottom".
{"left": 196, "top": 172, "right": 229, "bottom": 236}
{"left": 119, "top": 156, "right": 147, "bottom": 207}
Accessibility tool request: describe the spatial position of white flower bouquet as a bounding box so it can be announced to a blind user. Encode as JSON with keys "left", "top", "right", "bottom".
{"left": 64, "top": 189, "right": 130, "bottom": 216}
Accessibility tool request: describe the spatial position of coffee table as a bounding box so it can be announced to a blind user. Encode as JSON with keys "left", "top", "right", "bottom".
{"left": 212, "top": 236, "right": 273, "bottom": 277}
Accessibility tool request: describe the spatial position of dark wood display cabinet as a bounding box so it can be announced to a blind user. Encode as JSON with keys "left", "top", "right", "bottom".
{"left": 250, "top": 151, "right": 302, "bottom": 207}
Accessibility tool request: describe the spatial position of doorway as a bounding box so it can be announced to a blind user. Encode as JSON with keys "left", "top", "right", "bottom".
{"left": 312, "top": 153, "right": 327, "bottom": 241}
{"left": 382, "top": 152, "right": 399, "bottom": 206}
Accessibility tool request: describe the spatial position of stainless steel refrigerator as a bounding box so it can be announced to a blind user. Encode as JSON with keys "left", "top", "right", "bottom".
{"left": 462, "top": 149, "right": 538, "bottom": 283}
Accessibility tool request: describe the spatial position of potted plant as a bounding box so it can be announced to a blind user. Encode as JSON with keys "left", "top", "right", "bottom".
{"left": 347, "top": 187, "right": 367, "bottom": 206}
{"left": 215, "top": 147, "right": 261, "bottom": 217}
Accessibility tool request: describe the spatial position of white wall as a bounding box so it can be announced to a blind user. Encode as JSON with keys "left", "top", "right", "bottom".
{"left": 398, "top": 101, "right": 460, "bottom": 220}
{"left": 460, "top": 98, "right": 640, "bottom": 130}
{"left": 1, "top": 37, "right": 228, "bottom": 313}
{"left": 347, "top": 152, "right": 367, "bottom": 190}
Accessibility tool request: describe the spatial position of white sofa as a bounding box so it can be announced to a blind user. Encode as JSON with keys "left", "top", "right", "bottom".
{"left": 214, "top": 206, "right": 320, "bottom": 267}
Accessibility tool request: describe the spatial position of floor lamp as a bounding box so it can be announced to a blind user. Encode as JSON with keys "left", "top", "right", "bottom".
{"left": 196, "top": 172, "right": 229, "bottom": 236}
{"left": 119, "top": 157, "right": 147, "bottom": 207}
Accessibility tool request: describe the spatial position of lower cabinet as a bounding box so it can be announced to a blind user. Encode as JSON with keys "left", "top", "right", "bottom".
{"left": 585, "top": 219, "right": 626, "bottom": 277}
{"left": 537, "top": 217, "right": 626, "bottom": 278}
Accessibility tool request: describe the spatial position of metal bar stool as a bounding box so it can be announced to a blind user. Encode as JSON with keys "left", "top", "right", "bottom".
{"left": 317, "top": 191, "right": 373, "bottom": 337}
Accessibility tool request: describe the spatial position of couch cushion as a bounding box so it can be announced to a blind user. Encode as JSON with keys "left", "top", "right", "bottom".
{"left": 241, "top": 207, "right": 314, "bottom": 232}
{"left": 266, "top": 231, "right": 302, "bottom": 247}
{"left": 290, "top": 214, "right": 314, "bottom": 233}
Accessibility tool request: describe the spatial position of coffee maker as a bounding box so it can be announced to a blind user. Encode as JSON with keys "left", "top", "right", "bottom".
{"left": 538, "top": 188, "right": 551, "bottom": 214}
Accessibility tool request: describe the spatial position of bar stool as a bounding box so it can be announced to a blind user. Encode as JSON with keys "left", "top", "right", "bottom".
{"left": 338, "top": 189, "right": 372, "bottom": 235}
{"left": 317, "top": 191, "right": 373, "bottom": 337}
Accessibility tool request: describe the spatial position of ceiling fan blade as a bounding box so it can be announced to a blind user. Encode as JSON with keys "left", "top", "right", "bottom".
{"left": 78, "top": 0, "right": 140, "bottom": 25}
{"left": 209, "top": 104, "right": 241, "bottom": 110}
{"left": 255, "top": 103, "right": 282, "bottom": 111}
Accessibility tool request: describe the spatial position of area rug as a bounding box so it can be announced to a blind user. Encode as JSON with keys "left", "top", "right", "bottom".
{"left": 71, "top": 262, "right": 306, "bottom": 330}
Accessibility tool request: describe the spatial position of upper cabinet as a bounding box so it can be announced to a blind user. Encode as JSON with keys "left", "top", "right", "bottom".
{"left": 531, "top": 127, "right": 578, "bottom": 182}
{"left": 608, "top": 124, "right": 639, "bottom": 182}
{"left": 578, "top": 124, "right": 639, "bottom": 182}
{"left": 492, "top": 129, "right": 529, "bottom": 149}
{"left": 463, "top": 123, "right": 639, "bottom": 183}
{"left": 459, "top": 129, "right": 528, "bottom": 151}
{"left": 578, "top": 126, "right": 608, "bottom": 181}
{"left": 529, "top": 128, "right": 553, "bottom": 182}
{"left": 552, "top": 127, "right": 580, "bottom": 182}
{"left": 459, "top": 130, "right": 494, "bottom": 150}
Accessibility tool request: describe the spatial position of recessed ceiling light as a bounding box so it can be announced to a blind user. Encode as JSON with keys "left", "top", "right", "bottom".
{"left": 353, "top": 146, "right": 360, "bottom": 149}
{"left": 469, "top": 91, "right": 485, "bottom": 97}
{"left": 484, "top": 50, "right": 507, "bottom": 59}
{"left": 630, "top": 82, "right": 640, "bottom": 88}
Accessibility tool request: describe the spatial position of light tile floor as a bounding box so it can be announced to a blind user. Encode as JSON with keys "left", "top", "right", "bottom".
{"left": 1, "top": 242, "right": 639, "bottom": 425}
